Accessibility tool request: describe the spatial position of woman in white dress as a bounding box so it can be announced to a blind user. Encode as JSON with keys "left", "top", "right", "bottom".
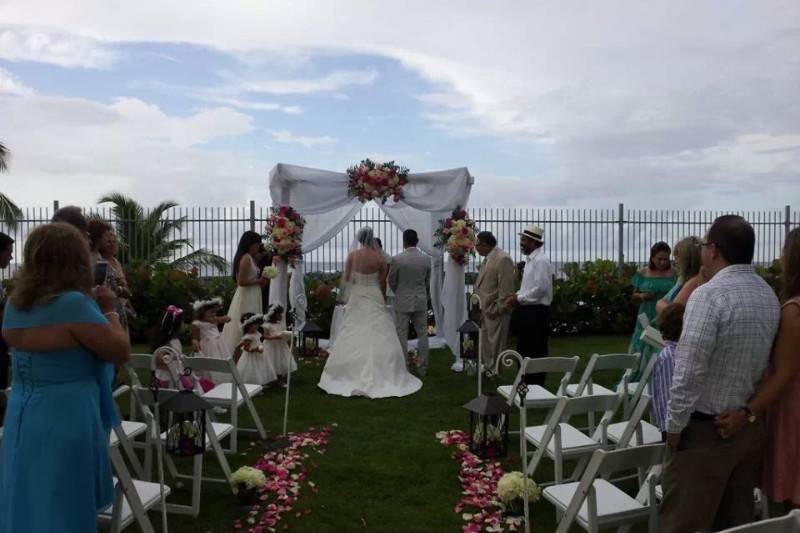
{"left": 222, "top": 231, "right": 269, "bottom": 353}
{"left": 318, "top": 227, "right": 422, "bottom": 399}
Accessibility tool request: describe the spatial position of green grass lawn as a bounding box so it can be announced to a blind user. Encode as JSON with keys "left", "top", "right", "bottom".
{"left": 127, "top": 334, "right": 630, "bottom": 533}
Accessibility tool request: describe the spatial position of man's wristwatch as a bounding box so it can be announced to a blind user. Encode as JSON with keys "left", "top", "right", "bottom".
{"left": 740, "top": 406, "right": 756, "bottom": 424}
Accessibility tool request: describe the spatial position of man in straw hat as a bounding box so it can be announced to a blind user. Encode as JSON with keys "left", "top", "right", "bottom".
{"left": 505, "top": 225, "right": 554, "bottom": 385}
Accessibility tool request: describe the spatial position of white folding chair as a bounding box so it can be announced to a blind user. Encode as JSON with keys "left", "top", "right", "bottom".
{"left": 126, "top": 353, "right": 159, "bottom": 422}
{"left": 566, "top": 353, "right": 639, "bottom": 431}
{"left": 606, "top": 393, "right": 662, "bottom": 449}
{"left": 496, "top": 352, "right": 580, "bottom": 426}
{"left": 716, "top": 510, "right": 800, "bottom": 532}
{"left": 131, "top": 386, "right": 235, "bottom": 517}
{"left": 176, "top": 356, "right": 267, "bottom": 453}
{"left": 526, "top": 393, "right": 622, "bottom": 485}
{"left": 98, "top": 433, "right": 169, "bottom": 533}
{"left": 543, "top": 444, "right": 664, "bottom": 533}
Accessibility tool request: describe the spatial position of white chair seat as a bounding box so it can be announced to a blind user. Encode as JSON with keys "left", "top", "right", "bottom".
{"left": 97, "top": 477, "right": 171, "bottom": 528}
{"left": 202, "top": 383, "right": 263, "bottom": 406}
{"left": 544, "top": 479, "right": 647, "bottom": 527}
{"left": 525, "top": 424, "right": 601, "bottom": 456}
{"left": 497, "top": 384, "right": 557, "bottom": 408}
{"left": 607, "top": 420, "right": 662, "bottom": 446}
{"left": 109, "top": 420, "right": 148, "bottom": 447}
{"left": 566, "top": 383, "right": 616, "bottom": 397}
{"left": 159, "top": 422, "right": 234, "bottom": 450}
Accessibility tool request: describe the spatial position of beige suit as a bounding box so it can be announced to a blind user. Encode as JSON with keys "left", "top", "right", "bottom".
{"left": 474, "top": 247, "right": 515, "bottom": 370}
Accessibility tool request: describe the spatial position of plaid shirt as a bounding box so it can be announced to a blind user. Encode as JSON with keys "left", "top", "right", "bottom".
{"left": 666, "top": 264, "right": 780, "bottom": 433}
{"left": 652, "top": 341, "right": 677, "bottom": 433}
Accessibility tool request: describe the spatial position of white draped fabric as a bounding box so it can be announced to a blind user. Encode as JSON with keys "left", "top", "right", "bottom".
{"left": 267, "top": 163, "right": 473, "bottom": 359}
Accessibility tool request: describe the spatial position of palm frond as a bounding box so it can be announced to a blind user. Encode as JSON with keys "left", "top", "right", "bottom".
{"left": 0, "top": 142, "right": 9, "bottom": 173}
{"left": 0, "top": 193, "right": 22, "bottom": 230}
{"left": 170, "top": 249, "right": 228, "bottom": 273}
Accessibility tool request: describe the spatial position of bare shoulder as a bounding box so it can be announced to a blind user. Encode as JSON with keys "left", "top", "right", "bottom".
{"left": 781, "top": 301, "right": 800, "bottom": 321}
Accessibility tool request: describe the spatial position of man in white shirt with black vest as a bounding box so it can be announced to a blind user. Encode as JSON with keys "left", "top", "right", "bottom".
{"left": 505, "top": 225, "right": 553, "bottom": 386}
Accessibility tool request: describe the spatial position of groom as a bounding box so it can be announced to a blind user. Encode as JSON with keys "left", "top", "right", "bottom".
{"left": 388, "top": 229, "right": 431, "bottom": 377}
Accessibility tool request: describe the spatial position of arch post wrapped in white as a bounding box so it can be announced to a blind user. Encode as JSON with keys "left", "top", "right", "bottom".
{"left": 267, "top": 163, "right": 474, "bottom": 360}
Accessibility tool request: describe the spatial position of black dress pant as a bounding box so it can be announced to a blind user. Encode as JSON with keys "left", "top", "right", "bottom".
{"left": 511, "top": 304, "right": 550, "bottom": 386}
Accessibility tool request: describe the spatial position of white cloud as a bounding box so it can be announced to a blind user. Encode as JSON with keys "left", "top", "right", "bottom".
{"left": 238, "top": 69, "right": 379, "bottom": 95}
{"left": 0, "top": 93, "right": 261, "bottom": 205}
{"left": 199, "top": 95, "right": 302, "bottom": 114}
{"left": 270, "top": 130, "right": 337, "bottom": 149}
{"left": 0, "top": 26, "right": 115, "bottom": 68}
{"left": 0, "top": 67, "right": 33, "bottom": 96}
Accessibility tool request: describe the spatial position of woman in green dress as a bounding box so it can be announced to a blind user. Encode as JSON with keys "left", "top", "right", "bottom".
{"left": 629, "top": 241, "right": 676, "bottom": 378}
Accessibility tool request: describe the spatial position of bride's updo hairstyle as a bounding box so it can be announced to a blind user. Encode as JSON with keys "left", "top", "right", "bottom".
{"left": 357, "top": 227, "right": 378, "bottom": 250}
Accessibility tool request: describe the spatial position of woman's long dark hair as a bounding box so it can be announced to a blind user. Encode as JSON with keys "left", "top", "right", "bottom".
{"left": 648, "top": 241, "right": 672, "bottom": 271}
{"left": 232, "top": 231, "right": 263, "bottom": 281}
{"left": 151, "top": 306, "right": 184, "bottom": 352}
{"left": 782, "top": 228, "right": 800, "bottom": 302}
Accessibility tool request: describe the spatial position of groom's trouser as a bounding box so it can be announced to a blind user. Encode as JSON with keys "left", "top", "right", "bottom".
{"left": 480, "top": 312, "right": 511, "bottom": 372}
{"left": 396, "top": 309, "right": 429, "bottom": 371}
{"left": 511, "top": 305, "right": 550, "bottom": 386}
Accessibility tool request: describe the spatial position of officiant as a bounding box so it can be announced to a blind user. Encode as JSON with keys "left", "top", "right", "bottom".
{"left": 505, "top": 225, "right": 554, "bottom": 386}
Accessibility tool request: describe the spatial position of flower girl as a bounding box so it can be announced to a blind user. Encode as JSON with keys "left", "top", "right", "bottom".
{"left": 152, "top": 305, "right": 215, "bottom": 391}
{"left": 235, "top": 313, "right": 278, "bottom": 386}
{"left": 262, "top": 304, "right": 297, "bottom": 386}
{"left": 191, "top": 297, "right": 233, "bottom": 383}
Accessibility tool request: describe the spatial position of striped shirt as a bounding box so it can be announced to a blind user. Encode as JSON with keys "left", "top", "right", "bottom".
{"left": 651, "top": 341, "right": 677, "bottom": 433}
{"left": 666, "top": 264, "right": 780, "bottom": 433}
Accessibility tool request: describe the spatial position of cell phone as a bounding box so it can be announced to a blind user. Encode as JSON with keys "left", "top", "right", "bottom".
{"left": 94, "top": 261, "right": 109, "bottom": 286}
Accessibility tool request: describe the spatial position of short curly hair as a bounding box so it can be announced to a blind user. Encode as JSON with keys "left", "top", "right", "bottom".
{"left": 659, "top": 302, "right": 685, "bottom": 343}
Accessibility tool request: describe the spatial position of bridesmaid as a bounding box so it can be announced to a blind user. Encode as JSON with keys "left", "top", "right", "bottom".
{"left": 715, "top": 227, "right": 800, "bottom": 510}
{"left": 628, "top": 241, "right": 676, "bottom": 379}
{"left": 221, "top": 231, "right": 269, "bottom": 354}
{"left": 0, "top": 223, "right": 130, "bottom": 533}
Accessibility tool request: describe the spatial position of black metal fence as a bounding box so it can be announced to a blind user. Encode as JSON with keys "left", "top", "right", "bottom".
{"left": 2, "top": 203, "right": 797, "bottom": 280}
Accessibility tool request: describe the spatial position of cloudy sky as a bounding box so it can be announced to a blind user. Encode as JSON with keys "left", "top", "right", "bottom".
{"left": 1, "top": 1, "right": 798, "bottom": 210}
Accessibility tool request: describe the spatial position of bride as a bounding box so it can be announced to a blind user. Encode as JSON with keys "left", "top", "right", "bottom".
{"left": 318, "top": 227, "right": 422, "bottom": 398}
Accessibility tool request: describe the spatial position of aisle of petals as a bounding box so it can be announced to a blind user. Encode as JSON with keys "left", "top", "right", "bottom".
{"left": 231, "top": 426, "right": 334, "bottom": 532}
{"left": 436, "top": 430, "right": 524, "bottom": 533}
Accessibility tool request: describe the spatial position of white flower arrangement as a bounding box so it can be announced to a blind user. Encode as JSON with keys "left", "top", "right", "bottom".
{"left": 231, "top": 466, "right": 267, "bottom": 490}
{"left": 261, "top": 265, "right": 279, "bottom": 279}
{"left": 473, "top": 423, "right": 503, "bottom": 443}
{"left": 496, "top": 471, "right": 540, "bottom": 504}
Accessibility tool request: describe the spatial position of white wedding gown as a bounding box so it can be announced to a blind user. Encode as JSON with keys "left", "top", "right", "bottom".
{"left": 318, "top": 271, "right": 422, "bottom": 398}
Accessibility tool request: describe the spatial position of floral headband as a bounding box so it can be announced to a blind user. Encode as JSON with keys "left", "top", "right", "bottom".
{"left": 162, "top": 304, "right": 184, "bottom": 329}
{"left": 241, "top": 313, "right": 264, "bottom": 331}
{"left": 192, "top": 297, "right": 223, "bottom": 312}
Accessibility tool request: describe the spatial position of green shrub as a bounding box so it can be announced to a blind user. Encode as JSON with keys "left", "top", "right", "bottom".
{"left": 126, "top": 261, "right": 235, "bottom": 343}
{"left": 550, "top": 260, "right": 639, "bottom": 335}
{"left": 303, "top": 272, "right": 340, "bottom": 337}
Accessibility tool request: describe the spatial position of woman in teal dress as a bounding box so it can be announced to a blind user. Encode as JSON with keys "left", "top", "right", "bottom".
{"left": 0, "top": 223, "right": 130, "bottom": 533}
{"left": 628, "top": 241, "right": 676, "bottom": 379}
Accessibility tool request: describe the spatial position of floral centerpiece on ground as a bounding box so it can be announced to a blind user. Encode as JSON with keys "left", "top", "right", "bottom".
{"left": 435, "top": 207, "right": 478, "bottom": 265}
{"left": 231, "top": 465, "right": 267, "bottom": 504}
{"left": 496, "top": 471, "right": 540, "bottom": 517}
{"left": 347, "top": 158, "right": 409, "bottom": 204}
{"left": 266, "top": 205, "right": 305, "bottom": 265}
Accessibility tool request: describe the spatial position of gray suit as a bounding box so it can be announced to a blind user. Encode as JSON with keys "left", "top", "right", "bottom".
{"left": 388, "top": 248, "right": 431, "bottom": 375}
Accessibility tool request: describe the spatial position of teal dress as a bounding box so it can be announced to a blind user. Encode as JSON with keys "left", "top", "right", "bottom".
{"left": 0, "top": 291, "right": 119, "bottom": 533}
{"left": 628, "top": 271, "right": 676, "bottom": 380}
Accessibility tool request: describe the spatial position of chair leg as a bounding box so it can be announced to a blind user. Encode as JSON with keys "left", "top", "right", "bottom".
{"left": 191, "top": 454, "right": 203, "bottom": 517}
{"left": 206, "top": 425, "right": 234, "bottom": 491}
{"left": 229, "top": 402, "right": 238, "bottom": 453}
{"left": 118, "top": 432, "right": 145, "bottom": 480}
{"left": 241, "top": 384, "right": 268, "bottom": 440}
{"left": 108, "top": 446, "right": 156, "bottom": 533}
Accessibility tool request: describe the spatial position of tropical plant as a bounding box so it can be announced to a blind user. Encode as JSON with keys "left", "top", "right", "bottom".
{"left": 0, "top": 141, "right": 22, "bottom": 230}
{"left": 98, "top": 192, "right": 226, "bottom": 272}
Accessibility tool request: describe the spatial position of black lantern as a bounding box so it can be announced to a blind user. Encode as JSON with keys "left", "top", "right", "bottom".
{"left": 161, "top": 383, "right": 212, "bottom": 456}
{"left": 299, "top": 321, "right": 323, "bottom": 358}
{"left": 464, "top": 394, "right": 510, "bottom": 459}
{"left": 458, "top": 319, "right": 480, "bottom": 375}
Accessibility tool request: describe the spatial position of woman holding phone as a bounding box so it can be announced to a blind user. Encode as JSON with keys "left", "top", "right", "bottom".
{"left": 88, "top": 219, "right": 131, "bottom": 334}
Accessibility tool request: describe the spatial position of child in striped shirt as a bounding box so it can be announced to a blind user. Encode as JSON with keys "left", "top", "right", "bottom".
{"left": 651, "top": 302, "right": 685, "bottom": 440}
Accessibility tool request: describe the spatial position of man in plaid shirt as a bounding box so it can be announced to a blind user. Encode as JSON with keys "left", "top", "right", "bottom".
{"left": 661, "top": 215, "right": 780, "bottom": 532}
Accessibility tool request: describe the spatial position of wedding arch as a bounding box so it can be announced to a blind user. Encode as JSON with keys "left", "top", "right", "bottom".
{"left": 267, "top": 162, "right": 474, "bottom": 359}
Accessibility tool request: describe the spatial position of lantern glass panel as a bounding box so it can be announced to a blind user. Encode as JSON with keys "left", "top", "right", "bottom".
{"left": 166, "top": 410, "right": 206, "bottom": 456}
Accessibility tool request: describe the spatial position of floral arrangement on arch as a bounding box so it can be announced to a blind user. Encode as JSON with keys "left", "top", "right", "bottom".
{"left": 266, "top": 205, "right": 305, "bottom": 265}
{"left": 347, "top": 158, "right": 409, "bottom": 204}
{"left": 435, "top": 207, "right": 478, "bottom": 265}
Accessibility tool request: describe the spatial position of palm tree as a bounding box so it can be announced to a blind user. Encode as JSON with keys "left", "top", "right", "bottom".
{"left": 98, "top": 192, "right": 227, "bottom": 272}
{"left": 0, "top": 141, "right": 22, "bottom": 230}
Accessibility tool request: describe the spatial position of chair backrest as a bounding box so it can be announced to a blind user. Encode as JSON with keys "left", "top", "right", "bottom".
{"left": 504, "top": 354, "right": 579, "bottom": 404}
{"left": 717, "top": 510, "right": 800, "bottom": 533}
{"left": 574, "top": 353, "right": 639, "bottom": 395}
{"left": 181, "top": 356, "right": 232, "bottom": 375}
{"left": 637, "top": 313, "right": 651, "bottom": 329}
{"left": 534, "top": 394, "right": 622, "bottom": 456}
{"left": 605, "top": 393, "right": 653, "bottom": 447}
